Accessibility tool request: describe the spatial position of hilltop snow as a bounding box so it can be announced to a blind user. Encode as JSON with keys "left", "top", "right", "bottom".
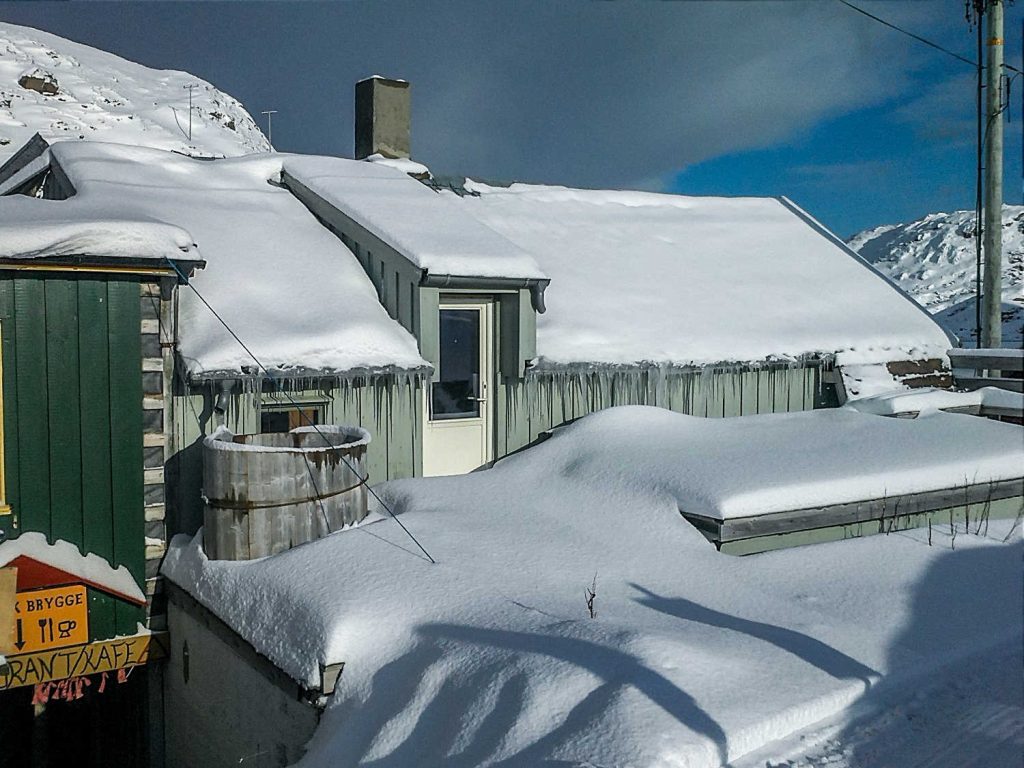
{"left": 849, "top": 205, "right": 1024, "bottom": 346}
{"left": 0, "top": 22, "right": 269, "bottom": 164}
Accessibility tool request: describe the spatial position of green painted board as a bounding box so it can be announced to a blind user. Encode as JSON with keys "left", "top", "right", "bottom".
{"left": 718, "top": 496, "right": 1023, "bottom": 556}
{"left": 12, "top": 279, "right": 50, "bottom": 536}
{"left": 0, "top": 280, "right": 21, "bottom": 522}
{"left": 79, "top": 281, "right": 116, "bottom": 641}
{"left": 106, "top": 280, "right": 143, "bottom": 634}
{"left": 45, "top": 279, "right": 84, "bottom": 545}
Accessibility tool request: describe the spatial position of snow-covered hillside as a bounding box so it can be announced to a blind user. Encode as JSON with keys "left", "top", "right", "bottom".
{"left": 849, "top": 205, "right": 1024, "bottom": 346}
{"left": 0, "top": 22, "right": 270, "bottom": 163}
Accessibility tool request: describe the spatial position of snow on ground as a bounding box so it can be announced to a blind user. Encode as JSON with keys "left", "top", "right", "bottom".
{"left": 734, "top": 640, "right": 1023, "bottom": 768}
{"left": 455, "top": 182, "right": 950, "bottom": 369}
{"left": 163, "top": 405, "right": 1023, "bottom": 767}
{"left": 934, "top": 295, "right": 1024, "bottom": 349}
{"left": 282, "top": 156, "right": 545, "bottom": 280}
{"left": 5, "top": 142, "right": 425, "bottom": 375}
{"left": 849, "top": 205, "right": 1024, "bottom": 348}
{"left": 0, "top": 22, "right": 269, "bottom": 164}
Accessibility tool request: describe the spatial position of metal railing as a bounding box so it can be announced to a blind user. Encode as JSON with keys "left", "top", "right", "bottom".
{"left": 948, "top": 348, "right": 1024, "bottom": 393}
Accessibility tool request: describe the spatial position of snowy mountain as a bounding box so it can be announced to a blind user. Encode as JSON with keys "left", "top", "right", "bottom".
{"left": 848, "top": 205, "right": 1024, "bottom": 347}
{"left": 0, "top": 22, "right": 270, "bottom": 164}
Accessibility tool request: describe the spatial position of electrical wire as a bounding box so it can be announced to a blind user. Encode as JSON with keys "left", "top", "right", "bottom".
{"left": 164, "top": 257, "right": 436, "bottom": 565}
{"left": 836, "top": 0, "right": 1022, "bottom": 74}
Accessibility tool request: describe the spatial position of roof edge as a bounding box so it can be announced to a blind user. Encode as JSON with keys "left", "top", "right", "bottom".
{"left": 776, "top": 196, "right": 957, "bottom": 350}
{"left": 0, "top": 132, "right": 51, "bottom": 186}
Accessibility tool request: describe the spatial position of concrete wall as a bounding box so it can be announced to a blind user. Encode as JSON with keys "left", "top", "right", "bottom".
{"left": 164, "top": 591, "right": 320, "bottom": 768}
{"left": 354, "top": 77, "right": 410, "bottom": 160}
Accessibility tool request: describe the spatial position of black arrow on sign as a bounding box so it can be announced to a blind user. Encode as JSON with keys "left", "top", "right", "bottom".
{"left": 14, "top": 618, "right": 24, "bottom": 651}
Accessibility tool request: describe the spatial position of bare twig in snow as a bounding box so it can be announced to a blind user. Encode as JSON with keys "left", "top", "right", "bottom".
{"left": 585, "top": 575, "right": 597, "bottom": 620}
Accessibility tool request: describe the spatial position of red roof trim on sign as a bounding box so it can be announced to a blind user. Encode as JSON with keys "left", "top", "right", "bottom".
{"left": 7, "top": 555, "right": 147, "bottom": 607}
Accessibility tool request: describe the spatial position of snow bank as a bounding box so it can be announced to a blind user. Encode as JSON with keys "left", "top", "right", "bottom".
{"left": 456, "top": 182, "right": 951, "bottom": 368}
{"left": 838, "top": 363, "right": 909, "bottom": 400}
{"left": 0, "top": 22, "right": 270, "bottom": 165}
{"left": 364, "top": 153, "right": 430, "bottom": 177}
{"left": 11, "top": 142, "right": 426, "bottom": 375}
{"left": 283, "top": 156, "right": 546, "bottom": 280}
{"left": 0, "top": 531, "right": 145, "bottom": 604}
{"left": 163, "top": 405, "right": 1022, "bottom": 767}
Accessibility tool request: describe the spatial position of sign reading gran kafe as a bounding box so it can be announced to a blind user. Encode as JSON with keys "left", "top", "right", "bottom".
{"left": 0, "top": 534, "right": 164, "bottom": 694}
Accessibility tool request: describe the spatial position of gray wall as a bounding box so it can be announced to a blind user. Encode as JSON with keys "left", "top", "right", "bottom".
{"left": 164, "top": 596, "right": 319, "bottom": 768}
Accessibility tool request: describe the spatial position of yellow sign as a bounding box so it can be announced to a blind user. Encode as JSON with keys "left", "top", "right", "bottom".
{"left": 0, "top": 567, "right": 15, "bottom": 656}
{"left": 0, "top": 632, "right": 168, "bottom": 690}
{"left": 14, "top": 585, "right": 89, "bottom": 653}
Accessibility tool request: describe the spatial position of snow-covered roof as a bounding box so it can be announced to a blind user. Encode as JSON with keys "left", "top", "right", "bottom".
{"left": 0, "top": 22, "right": 270, "bottom": 165}
{"left": 0, "top": 194, "right": 200, "bottom": 264}
{"left": 454, "top": 181, "right": 953, "bottom": 368}
{"left": 2, "top": 142, "right": 426, "bottom": 376}
{"left": 283, "top": 156, "right": 546, "bottom": 281}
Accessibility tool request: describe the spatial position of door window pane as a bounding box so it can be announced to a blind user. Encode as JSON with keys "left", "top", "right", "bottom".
{"left": 261, "top": 407, "right": 319, "bottom": 433}
{"left": 432, "top": 309, "right": 480, "bottom": 420}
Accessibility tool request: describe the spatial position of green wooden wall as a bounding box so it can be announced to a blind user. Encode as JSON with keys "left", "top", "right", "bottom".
{"left": 496, "top": 364, "right": 829, "bottom": 459}
{"left": 0, "top": 274, "right": 144, "bottom": 639}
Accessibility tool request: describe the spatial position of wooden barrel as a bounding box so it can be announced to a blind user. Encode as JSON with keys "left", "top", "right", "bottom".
{"left": 202, "top": 425, "right": 371, "bottom": 560}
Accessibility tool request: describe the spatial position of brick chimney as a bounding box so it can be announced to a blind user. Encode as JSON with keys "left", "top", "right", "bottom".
{"left": 354, "top": 76, "right": 410, "bottom": 160}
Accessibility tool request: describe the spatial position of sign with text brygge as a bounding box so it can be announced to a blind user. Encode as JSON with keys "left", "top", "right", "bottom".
{"left": 13, "top": 585, "right": 89, "bottom": 654}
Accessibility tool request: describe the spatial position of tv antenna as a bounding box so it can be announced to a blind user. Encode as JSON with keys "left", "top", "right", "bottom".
{"left": 182, "top": 83, "right": 199, "bottom": 142}
{"left": 261, "top": 110, "right": 278, "bottom": 149}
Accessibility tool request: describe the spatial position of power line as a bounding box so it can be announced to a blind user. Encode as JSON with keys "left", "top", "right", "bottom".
{"left": 164, "top": 257, "right": 436, "bottom": 565}
{"left": 836, "top": 0, "right": 1022, "bottom": 74}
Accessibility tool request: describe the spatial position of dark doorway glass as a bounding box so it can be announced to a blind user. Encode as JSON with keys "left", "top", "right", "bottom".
{"left": 431, "top": 309, "right": 480, "bottom": 420}
{"left": 261, "top": 408, "right": 319, "bottom": 433}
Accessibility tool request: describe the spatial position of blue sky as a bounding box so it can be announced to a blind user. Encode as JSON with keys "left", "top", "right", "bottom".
{"left": 0, "top": 0, "right": 1020, "bottom": 237}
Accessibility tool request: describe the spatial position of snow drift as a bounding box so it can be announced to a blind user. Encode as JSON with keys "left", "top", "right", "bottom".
{"left": 163, "top": 405, "right": 1023, "bottom": 767}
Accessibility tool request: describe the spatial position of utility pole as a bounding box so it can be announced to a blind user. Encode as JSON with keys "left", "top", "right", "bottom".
{"left": 183, "top": 83, "right": 198, "bottom": 142}
{"left": 981, "top": 0, "right": 1003, "bottom": 348}
{"left": 261, "top": 110, "right": 278, "bottom": 150}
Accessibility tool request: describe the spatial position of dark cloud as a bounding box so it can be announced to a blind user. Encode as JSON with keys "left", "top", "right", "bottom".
{"left": 401, "top": 1, "right": 941, "bottom": 186}
{"left": 0, "top": 0, "right": 985, "bottom": 196}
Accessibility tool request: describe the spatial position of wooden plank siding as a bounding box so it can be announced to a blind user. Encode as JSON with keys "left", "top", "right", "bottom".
{"left": 496, "top": 364, "right": 826, "bottom": 459}
{"left": 169, "top": 365, "right": 828, "bottom": 542}
{"left": 0, "top": 274, "right": 145, "bottom": 639}
{"left": 169, "top": 375, "right": 423, "bottom": 540}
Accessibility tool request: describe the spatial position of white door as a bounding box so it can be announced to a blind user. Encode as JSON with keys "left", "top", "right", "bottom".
{"left": 422, "top": 300, "right": 494, "bottom": 476}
